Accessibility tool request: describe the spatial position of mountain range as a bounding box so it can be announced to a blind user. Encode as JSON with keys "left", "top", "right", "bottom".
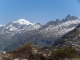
{"left": 0, "top": 15, "right": 80, "bottom": 51}
{"left": 52, "top": 23, "right": 80, "bottom": 51}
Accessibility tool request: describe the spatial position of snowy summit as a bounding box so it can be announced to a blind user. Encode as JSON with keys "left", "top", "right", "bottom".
{"left": 13, "top": 19, "right": 35, "bottom": 25}
{"left": 0, "top": 24, "right": 5, "bottom": 27}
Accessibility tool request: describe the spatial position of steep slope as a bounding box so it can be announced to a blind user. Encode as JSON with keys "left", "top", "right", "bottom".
{"left": 0, "top": 19, "right": 41, "bottom": 36}
{"left": 1, "top": 15, "right": 80, "bottom": 51}
{"left": 4, "top": 30, "right": 54, "bottom": 51}
{"left": 52, "top": 24, "right": 80, "bottom": 51}
{"left": 4, "top": 15, "right": 80, "bottom": 51}
{"left": 40, "top": 16, "right": 80, "bottom": 38}
{"left": 0, "top": 19, "right": 42, "bottom": 50}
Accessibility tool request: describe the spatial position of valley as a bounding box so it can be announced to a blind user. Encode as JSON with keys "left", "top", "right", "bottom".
{"left": 0, "top": 15, "right": 80, "bottom": 60}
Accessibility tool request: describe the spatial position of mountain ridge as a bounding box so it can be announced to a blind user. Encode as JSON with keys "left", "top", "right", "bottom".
{"left": 0, "top": 15, "right": 80, "bottom": 51}
{"left": 52, "top": 24, "right": 80, "bottom": 52}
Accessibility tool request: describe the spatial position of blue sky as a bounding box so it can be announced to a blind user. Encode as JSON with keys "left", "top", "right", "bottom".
{"left": 0, "top": 0, "right": 80, "bottom": 24}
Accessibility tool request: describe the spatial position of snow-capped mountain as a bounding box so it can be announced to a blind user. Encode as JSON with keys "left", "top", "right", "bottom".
{"left": 0, "top": 19, "right": 41, "bottom": 36}
{"left": 52, "top": 24, "right": 80, "bottom": 51}
{"left": 40, "top": 17, "right": 80, "bottom": 38}
{"left": 0, "top": 15, "right": 79, "bottom": 37}
{"left": 1, "top": 15, "right": 80, "bottom": 51}
{"left": 12, "top": 19, "right": 35, "bottom": 25}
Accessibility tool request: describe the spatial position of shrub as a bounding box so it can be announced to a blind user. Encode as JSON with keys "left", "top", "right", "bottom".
{"left": 51, "top": 46, "right": 76, "bottom": 59}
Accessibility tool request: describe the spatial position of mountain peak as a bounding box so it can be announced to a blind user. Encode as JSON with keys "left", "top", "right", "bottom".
{"left": 18, "top": 19, "right": 29, "bottom": 22}
{"left": 66, "top": 14, "right": 71, "bottom": 17}
{"left": 64, "top": 15, "right": 78, "bottom": 22}
{"left": 0, "top": 24, "right": 5, "bottom": 27}
{"left": 13, "top": 19, "right": 35, "bottom": 25}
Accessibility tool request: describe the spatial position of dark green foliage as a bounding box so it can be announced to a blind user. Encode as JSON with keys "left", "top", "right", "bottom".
{"left": 28, "top": 42, "right": 34, "bottom": 45}
{"left": 51, "top": 46, "right": 77, "bottom": 59}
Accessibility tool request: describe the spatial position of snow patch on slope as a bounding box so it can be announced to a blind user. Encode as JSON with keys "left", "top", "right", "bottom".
{"left": 78, "top": 17, "right": 80, "bottom": 19}
{"left": 59, "top": 19, "right": 80, "bottom": 27}
{"left": 40, "top": 18, "right": 80, "bottom": 37}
